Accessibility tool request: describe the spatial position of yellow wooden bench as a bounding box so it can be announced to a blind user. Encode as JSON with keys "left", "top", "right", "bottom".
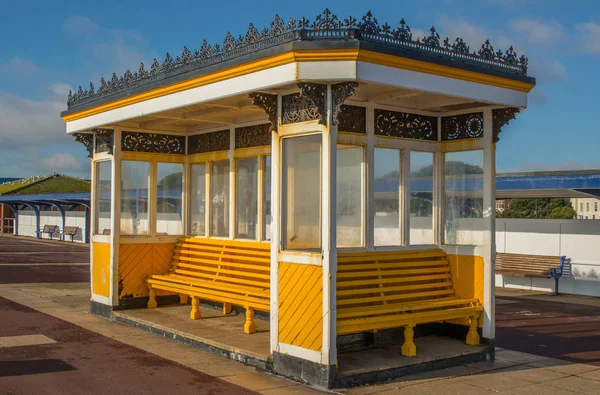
{"left": 336, "top": 249, "right": 483, "bottom": 357}
{"left": 146, "top": 237, "right": 270, "bottom": 334}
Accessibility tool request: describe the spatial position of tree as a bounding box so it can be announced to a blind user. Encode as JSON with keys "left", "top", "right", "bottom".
{"left": 498, "top": 198, "right": 576, "bottom": 219}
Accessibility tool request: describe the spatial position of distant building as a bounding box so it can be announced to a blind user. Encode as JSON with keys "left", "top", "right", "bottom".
{"left": 571, "top": 197, "right": 600, "bottom": 220}
{"left": 495, "top": 199, "right": 512, "bottom": 213}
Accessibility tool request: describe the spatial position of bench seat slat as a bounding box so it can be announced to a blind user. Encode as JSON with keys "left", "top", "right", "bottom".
{"left": 337, "top": 298, "right": 480, "bottom": 319}
{"left": 149, "top": 274, "right": 269, "bottom": 295}
{"left": 169, "top": 268, "right": 269, "bottom": 288}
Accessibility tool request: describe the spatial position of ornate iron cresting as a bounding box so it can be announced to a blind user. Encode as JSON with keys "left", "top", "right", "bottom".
{"left": 73, "top": 133, "right": 94, "bottom": 158}
{"left": 282, "top": 83, "right": 328, "bottom": 125}
{"left": 248, "top": 93, "right": 277, "bottom": 132}
{"left": 492, "top": 108, "right": 519, "bottom": 142}
{"left": 121, "top": 131, "right": 186, "bottom": 154}
{"left": 66, "top": 9, "right": 529, "bottom": 109}
{"left": 94, "top": 129, "right": 114, "bottom": 155}
{"left": 188, "top": 130, "right": 230, "bottom": 154}
{"left": 332, "top": 82, "right": 359, "bottom": 125}
{"left": 235, "top": 124, "right": 272, "bottom": 148}
{"left": 338, "top": 105, "right": 366, "bottom": 133}
{"left": 441, "top": 112, "right": 484, "bottom": 141}
{"left": 375, "top": 109, "right": 438, "bottom": 140}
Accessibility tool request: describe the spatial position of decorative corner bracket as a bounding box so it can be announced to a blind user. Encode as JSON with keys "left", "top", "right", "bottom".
{"left": 332, "top": 82, "right": 359, "bottom": 125}
{"left": 492, "top": 108, "right": 520, "bottom": 142}
{"left": 249, "top": 93, "right": 278, "bottom": 132}
{"left": 93, "top": 128, "right": 114, "bottom": 155}
{"left": 73, "top": 133, "right": 94, "bottom": 158}
{"left": 298, "top": 83, "right": 327, "bottom": 125}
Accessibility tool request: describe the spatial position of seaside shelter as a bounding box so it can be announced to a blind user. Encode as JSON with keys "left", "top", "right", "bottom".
{"left": 62, "top": 9, "right": 535, "bottom": 387}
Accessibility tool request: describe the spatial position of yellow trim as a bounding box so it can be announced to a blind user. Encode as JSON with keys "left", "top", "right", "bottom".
{"left": 63, "top": 48, "right": 534, "bottom": 123}
{"left": 188, "top": 151, "right": 229, "bottom": 163}
{"left": 121, "top": 152, "right": 186, "bottom": 163}
{"left": 92, "top": 242, "right": 111, "bottom": 298}
{"left": 441, "top": 139, "right": 484, "bottom": 152}
{"left": 358, "top": 50, "right": 534, "bottom": 93}
{"left": 233, "top": 146, "right": 272, "bottom": 158}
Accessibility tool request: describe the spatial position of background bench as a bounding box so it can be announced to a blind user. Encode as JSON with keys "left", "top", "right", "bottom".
{"left": 337, "top": 249, "right": 482, "bottom": 357}
{"left": 60, "top": 226, "right": 79, "bottom": 242}
{"left": 146, "top": 238, "right": 270, "bottom": 333}
{"left": 35, "top": 225, "right": 58, "bottom": 240}
{"left": 496, "top": 253, "right": 571, "bottom": 295}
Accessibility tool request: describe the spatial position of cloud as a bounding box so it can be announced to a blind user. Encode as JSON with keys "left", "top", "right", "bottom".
{"left": 0, "top": 56, "right": 38, "bottom": 78}
{"left": 437, "top": 16, "right": 489, "bottom": 48}
{"left": 510, "top": 18, "right": 567, "bottom": 45}
{"left": 528, "top": 58, "right": 568, "bottom": 83}
{"left": 42, "top": 153, "right": 85, "bottom": 172}
{"left": 49, "top": 82, "right": 74, "bottom": 98}
{"left": 575, "top": 22, "right": 600, "bottom": 54}
{"left": 62, "top": 15, "right": 154, "bottom": 82}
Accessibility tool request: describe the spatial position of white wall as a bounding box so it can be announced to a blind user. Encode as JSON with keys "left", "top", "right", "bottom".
{"left": 496, "top": 218, "right": 600, "bottom": 296}
{"left": 18, "top": 210, "right": 87, "bottom": 242}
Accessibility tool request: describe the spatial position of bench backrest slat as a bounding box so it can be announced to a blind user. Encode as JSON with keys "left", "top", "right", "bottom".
{"left": 42, "top": 225, "right": 57, "bottom": 233}
{"left": 63, "top": 226, "right": 79, "bottom": 234}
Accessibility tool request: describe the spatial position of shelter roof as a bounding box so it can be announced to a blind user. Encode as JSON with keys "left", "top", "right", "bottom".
{"left": 62, "top": 9, "right": 535, "bottom": 118}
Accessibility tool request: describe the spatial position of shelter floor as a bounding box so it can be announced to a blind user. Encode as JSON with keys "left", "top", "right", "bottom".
{"left": 114, "top": 304, "right": 271, "bottom": 360}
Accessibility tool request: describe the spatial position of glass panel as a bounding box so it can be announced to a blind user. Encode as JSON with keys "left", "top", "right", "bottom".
{"left": 282, "top": 135, "right": 321, "bottom": 251}
{"left": 410, "top": 151, "right": 434, "bottom": 245}
{"left": 156, "top": 163, "right": 183, "bottom": 235}
{"left": 190, "top": 163, "right": 206, "bottom": 236}
{"left": 374, "top": 148, "right": 401, "bottom": 246}
{"left": 95, "top": 161, "right": 112, "bottom": 234}
{"left": 263, "top": 156, "right": 272, "bottom": 241}
{"left": 236, "top": 157, "right": 258, "bottom": 239}
{"left": 444, "top": 150, "right": 484, "bottom": 245}
{"left": 210, "top": 160, "right": 230, "bottom": 237}
{"left": 120, "top": 161, "right": 149, "bottom": 235}
{"left": 337, "top": 146, "right": 363, "bottom": 247}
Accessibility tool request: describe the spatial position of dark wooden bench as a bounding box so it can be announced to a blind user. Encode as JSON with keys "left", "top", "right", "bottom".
{"left": 35, "top": 225, "right": 58, "bottom": 240}
{"left": 60, "top": 226, "right": 79, "bottom": 242}
{"left": 337, "top": 249, "right": 483, "bottom": 357}
{"left": 146, "top": 237, "right": 270, "bottom": 334}
{"left": 496, "top": 253, "right": 571, "bottom": 295}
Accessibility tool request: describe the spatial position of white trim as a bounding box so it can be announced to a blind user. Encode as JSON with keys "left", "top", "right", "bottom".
{"left": 110, "top": 128, "right": 122, "bottom": 306}
{"left": 278, "top": 343, "right": 322, "bottom": 364}
{"left": 482, "top": 108, "right": 496, "bottom": 339}
{"left": 297, "top": 60, "right": 356, "bottom": 81}
{"left": 357, "top": 61, "right": 528, "bottom": 108}
{"left": 91, "top": 293, "right": 111, "bottom": 305}
{"left": 277, "top": 251, "right": 322, "bottom": 266}
{"left": 66, "top": 63, "right": 297, "bottom": 133}
{"left": 366, "top": 103, "right": 375, "bottom": 250}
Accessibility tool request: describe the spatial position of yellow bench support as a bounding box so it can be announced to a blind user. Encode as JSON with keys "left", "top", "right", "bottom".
{"left": 337, "top": 249, "right": 483, "bottom": 357}
{"left": 146, "top": 237, "right": 270, "bottom": 334}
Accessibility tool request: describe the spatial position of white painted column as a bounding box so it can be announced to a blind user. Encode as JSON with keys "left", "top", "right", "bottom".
{"left": 269, "top": 95, "right": 282, "bottom": 354}
{"left": 366, "top": 104, "right": 375, "bottom": 250}
{"left": 482, "top": 109, "right": 496, "bottom": 340}
{"left": 321, "top": 85, "right": 337, "bottom": 366}
{"left": 228, "top": 126, "right": 236, "bottom": 239}
{"left": 110, "top": 128, "right": 122, "bottom": 307}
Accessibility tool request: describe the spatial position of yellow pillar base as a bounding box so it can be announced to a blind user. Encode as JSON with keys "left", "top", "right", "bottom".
{"left": 401, "top": 325, "right": 417, "bottom": 357}
{"left": 466, "top": 316, "right": 480, "bottom": 345}
{"left": 147, "top": 289, "right": 157, "bottom": 309}
{"left": 190, "top": 296, "right": 201, "bottom": 320}
{"left": 244, "top": 307, "right": 256, "bottom": 334}
{"left": 179, "top": 294, "right": 189, "bottom": 305}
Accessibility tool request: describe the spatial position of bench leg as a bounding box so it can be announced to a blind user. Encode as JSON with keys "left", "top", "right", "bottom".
{"left": 401, "top": 324, "right": 416, "bottom": 357}
{"left": 223, "top": 303, "right": 232, "bottom": 315}
{"left": 190, "top": 297, "right": 201, "bottom": 320}
{"left": 466, "top": 315, "right": 480, "bottom": 345}
{"left": 179, "top": 294, "right": 189, "bottom": 305}
{"left": 147, "top": 288, "right": 157, "bottom": 309}
{"left": 244, "top": 307, "right": 256, "bottom": 334}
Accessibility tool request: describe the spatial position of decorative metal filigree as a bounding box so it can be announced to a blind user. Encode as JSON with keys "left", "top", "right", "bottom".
{"left": 188, "top": 130, "right": 230, "bottom": 154}
{"left": 249, "top": 92, "right": 277, "bottom": 132}
{"left": 66, "top": 9, "right": 531, "bottom": 110}
{"left": 73, "top": 133, "right": 94, "bottom": 158}
{"left": 235, "top": 124, "right": 271, "bottom": 148}
{"left": 94, "top": 129, "right": 114, "bottom": 155}
{"left": 441, "top": 112, "right": 484, "bottom": 141}
{"left": 332, "top": 82, "right": 358, "bottom": 125}
{"left": 282, "top": 93, "right": 320, "bottom": 124}
{"left": 338, "top": 105, "right": 366, "bottom": 133}
{"left": 375, "top": 109, "right": 437, "bottom": 140}
{"left": 298, "top": 83, "right": 327, "bottom": 125}
{"left": 493, "top": 108, "right": 519, "bottom": 142}
{"left": 121, "top": 131, "right": 186, "bottom": 154}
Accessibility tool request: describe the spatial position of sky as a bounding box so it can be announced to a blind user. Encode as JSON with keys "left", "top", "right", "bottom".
{"left": 0, "top": 0, "right": 599, "bottom": 178}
